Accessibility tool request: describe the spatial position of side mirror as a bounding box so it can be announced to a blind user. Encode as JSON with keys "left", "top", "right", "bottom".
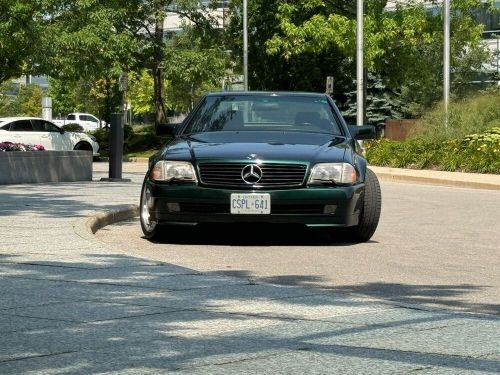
{"left": 348, "top": 125, "right": 376, "bottom": 140}
{"left": 156, "top": 123, "right": 179, "bottom": 137}
{"left": 59, "top": 128, "right": 65, "bottom": 134}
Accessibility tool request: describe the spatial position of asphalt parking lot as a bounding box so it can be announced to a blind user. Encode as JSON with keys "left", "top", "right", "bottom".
{"left": 0, "top": 163, "right": 498, "bottom": 374}
{"left": 96, "top": 180, "right": 500, "bottom": 316}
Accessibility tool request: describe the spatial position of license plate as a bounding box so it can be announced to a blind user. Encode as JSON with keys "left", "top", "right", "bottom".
{"left": 230, "top": 193, "right": 271, "bottom": 214}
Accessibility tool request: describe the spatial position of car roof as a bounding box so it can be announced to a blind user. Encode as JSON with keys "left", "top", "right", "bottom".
{"left": 206, "top": 91, "right": 328, "bottom": 98}
{"left": 0, "top": 117, "right": 41, "bottom": 122}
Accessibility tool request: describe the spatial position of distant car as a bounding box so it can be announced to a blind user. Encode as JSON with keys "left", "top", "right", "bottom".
{"left": 52, "top": 113, "right": 106, "bottom": 132}
{"left": 140, "top": 92, "right": 381, "bottom": 242}
{"left": 0, "top": 117, "right": 99, "bottom": 156}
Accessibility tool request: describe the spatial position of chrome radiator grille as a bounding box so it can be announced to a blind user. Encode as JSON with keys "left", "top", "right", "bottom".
{"left": 198, "top": 163, "right": 307, "bottom": 187}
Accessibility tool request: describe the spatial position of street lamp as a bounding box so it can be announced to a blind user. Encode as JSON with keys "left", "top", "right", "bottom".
{"left": 444, "top": 0, "right": 450, "bottom": 129}
{"left": 356, "top": 0, "right": 364, "bottom": 126}
{"left": 243, "top": 0, "right": 248, "bottom": 91}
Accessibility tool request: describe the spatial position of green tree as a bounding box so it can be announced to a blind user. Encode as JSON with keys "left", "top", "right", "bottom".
{"left": 265, "top": 0, "right": 492, "bottom": 113}
{"left": 48, "top": 77, "right": 121, "bottom": 122}
{"left": 0, "top": 94, "right": 13, "bottom": 116}
{"left": 343, "top": 73, "right": 411, "bottom": 128}
{"left": 227, "top": 0, "right": 353, "bottom": 93}
{"left": 12, "top": 84, "right": 44, "bottom": 116}
{"left": 0, "top": 0, "right": 44, "bottom": 84}
{"left": 0, "top": 82, "right": 16, "bottom": 116}
{"left": 128, "top": 70, "right": 154, "bottom": 119}
{"left": 39, "top": 0, "right": 224, "bottom": 125}
{"left": 164, "top": 28, "right": 229, "bottom": 113}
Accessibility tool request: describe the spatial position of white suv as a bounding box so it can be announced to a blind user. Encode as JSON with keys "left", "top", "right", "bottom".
{"left": 0, "top": 117, "right": 99, "bottom": 156}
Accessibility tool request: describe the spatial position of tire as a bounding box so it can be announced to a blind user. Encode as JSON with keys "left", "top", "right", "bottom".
{"left": 73, "top": 141, "right": 92, "bottom": 152}
{"left": 344, "top": 168, "right": 381, "bottom": 242}
{"left": 140, "top": 178, "right": 159, "bottom": 239}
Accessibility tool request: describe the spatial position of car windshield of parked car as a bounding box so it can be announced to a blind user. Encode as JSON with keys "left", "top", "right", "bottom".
{"left": 183, "top": 95, "right": 343, "bottom": 135}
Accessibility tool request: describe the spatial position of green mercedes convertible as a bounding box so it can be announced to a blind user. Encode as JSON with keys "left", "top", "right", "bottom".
{"left": 140, "top": 92, "right": 381, "bottom": 242}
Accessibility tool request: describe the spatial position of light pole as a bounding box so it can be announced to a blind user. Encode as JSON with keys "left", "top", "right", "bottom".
{"left": 243, "top": 0, "right": 248, "bottom": 91}
{"left": 444, "top": 0, "right": 450, "bottom": 129}
{"left": 356, "top": 0, "right": 364, "bottom": 126}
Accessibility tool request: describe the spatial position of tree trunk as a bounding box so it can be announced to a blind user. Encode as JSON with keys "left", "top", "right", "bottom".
{"left": 153, "top": 14, "right": 167, "bottom": 127}
{"left": 153, "top": 66, "right": 165, "bottom": 125}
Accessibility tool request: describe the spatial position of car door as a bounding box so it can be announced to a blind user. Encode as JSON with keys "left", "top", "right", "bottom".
{"left": 32, "top": 120, "right": 71, "bottom": 151}
{"left": 1, "top": 120, "right": 41, "bottom": 146}
{"left": 80, "top": 114, "right": 100, "bottom": 131}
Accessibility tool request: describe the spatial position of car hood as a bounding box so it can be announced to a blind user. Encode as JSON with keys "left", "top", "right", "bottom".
{"left": 162, "top": 131, "right": 349, "bottom": 163}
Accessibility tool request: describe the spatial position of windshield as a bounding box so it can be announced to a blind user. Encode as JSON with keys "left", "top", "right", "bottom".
{"left": 183, "top": 95, "right": 343, "bottom": 135}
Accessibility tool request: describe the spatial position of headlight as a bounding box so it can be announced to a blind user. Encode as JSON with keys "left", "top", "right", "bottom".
{"left": 89, "top": 135, "right": 97, "bottom": 142}
{"left": 308, "top": 163, "right": 357, "bottom": 185}
{"left": 150, "top": 161, "right": 197, "bottom": 183}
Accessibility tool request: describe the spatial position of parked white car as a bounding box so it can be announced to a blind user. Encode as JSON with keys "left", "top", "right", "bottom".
{"left": 0, "top": 117, "right": 99, "bottom": 156}
{"left": 52, "top": 113, "right": 106, "bottom": 132}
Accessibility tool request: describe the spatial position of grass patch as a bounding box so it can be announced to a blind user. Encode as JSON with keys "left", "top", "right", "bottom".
{"left": 366, "top": 90, "right": 500, "bottom": 174}
{"left": 367, "top": 127, "right": 500, "bottom": 173}
{"left": 416, "top": 90, "right": 500, "bottom": 143}
{"left": 126, "top": 149, "right": 161, "bottom": 159}
{"left": 91, "top": 124, "right": 167, "bottom": 158}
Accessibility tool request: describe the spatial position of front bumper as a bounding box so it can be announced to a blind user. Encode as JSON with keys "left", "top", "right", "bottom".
{"left": 91, "top": 141, "right": 100, "bottom": 157}
{"left": 146, "top": 181, "right": 365, "bottom": 227}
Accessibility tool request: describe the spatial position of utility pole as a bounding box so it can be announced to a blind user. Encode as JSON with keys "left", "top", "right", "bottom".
{"left": 356, "top": 0, "right": 364, "bottom": 126}
{"left": 444, "top": 0, "right": 450, "bottom": 129}
{"left": 243, "top": 0, "right": 248, "bottom": 91}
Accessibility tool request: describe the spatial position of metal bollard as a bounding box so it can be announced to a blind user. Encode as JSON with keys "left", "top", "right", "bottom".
{"left": 100, "top": 113, "right": 131, "bottom": 182}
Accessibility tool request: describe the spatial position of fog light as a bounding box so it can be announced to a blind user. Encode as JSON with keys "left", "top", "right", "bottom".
{"left": 167, "top": 202, "right": 180, "bottom": 212}
{"left": 324, "top": 205, "right": 337, "bottom": 214}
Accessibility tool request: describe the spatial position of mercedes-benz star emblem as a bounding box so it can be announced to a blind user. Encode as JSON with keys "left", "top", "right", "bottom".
{"left": 241, "top": 164, "right": 263, "bottom": 184}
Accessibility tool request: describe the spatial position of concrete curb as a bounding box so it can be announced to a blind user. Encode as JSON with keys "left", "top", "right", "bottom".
{"left": 73, "top": 204, "right": 139, "bottom": 240}
{"left": 127, "top": 157, "right": 150, "bottom": 163}
{"left": 370, "top": 166, "right": 500, "bottom": 191}
{"left": 87, "top": 204, "right": 140, "bottom": 234}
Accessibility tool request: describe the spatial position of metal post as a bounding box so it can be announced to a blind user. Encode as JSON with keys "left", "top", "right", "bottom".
{"left": 109, "top": 113, "right": 123, "bottom": 179}
{"left": 243, "top": 0, "right": 248, "bottom": 91}
{"left": 100, "top": 113, "right": 131, "bottom": 182}
{"left": 356, "top": 0, "right": 364, "bottom": 126}
{"left": 41, "top": 97, "right": 52, "bottom": 121}
{"left": 325, "top": 76, "right": 334, "bottom": 95}
{"left": 444, "top": 0, "right": 450, "bottom": 129}
{"left": 497, "top": 35, "right": 499, "bottom": 85}
{"left": 119, "top": 72, "right": 128, "bottom": 126}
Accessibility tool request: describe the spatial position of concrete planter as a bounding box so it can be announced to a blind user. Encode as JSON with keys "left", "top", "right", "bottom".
{"left": 0, "top": 151, "right": 93, "bottom": 184}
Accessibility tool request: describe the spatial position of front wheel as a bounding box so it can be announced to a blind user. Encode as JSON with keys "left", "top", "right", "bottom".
{"left": 73, "top": 141, "right": 92, "bottom": 152}
{"left": 343, "top": 168, "right": 382, "bottom": 242}
{"left": 140, "top": 179, "right": 159, "bottom": 239}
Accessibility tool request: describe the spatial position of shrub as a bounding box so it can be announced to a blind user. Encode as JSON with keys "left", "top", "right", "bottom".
{"left": 89, "top": 124, "right": 164, "bottom": 156}
{"left": 416, "top": 90, "right": 500, "bottom": 143}
{"left": 62, "top": 123, "right": 84, "bottom": 132}
{"left": 366, "top": 90, "right": 500, "bottom": 174}
{"left": 0, "top": 142, "right": 45, "bottom": 151}
{"left": 366, "top": 127, "right": 500, "bottom": 174}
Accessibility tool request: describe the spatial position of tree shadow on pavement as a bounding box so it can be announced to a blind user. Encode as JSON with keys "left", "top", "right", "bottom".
{"left": 0, "top": 253, "right": 499, "bottom": 374}
{"left": 149, "top": 223, "right": 367, "bottom": 247}
{"left": 0, "top": 182, "right": 140, "bottom": 219}
{"left": 255, "top": 275, "right": 500, "bottom": 316}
